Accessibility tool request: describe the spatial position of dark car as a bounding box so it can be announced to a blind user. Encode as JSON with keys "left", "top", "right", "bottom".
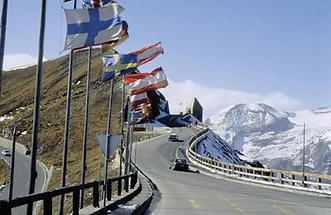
{"left": 171, "top": 158, "right": 189, "bottom": 171}
{"left": 1, "top": 150, "right": 10, "bottom": 157}
{"left": 168, "top": 133, "right": 179, "bottom": 142}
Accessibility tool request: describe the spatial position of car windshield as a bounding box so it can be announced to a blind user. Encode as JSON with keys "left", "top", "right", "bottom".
{"left": 176, "top": 159, "right": 187, "bottom": 163}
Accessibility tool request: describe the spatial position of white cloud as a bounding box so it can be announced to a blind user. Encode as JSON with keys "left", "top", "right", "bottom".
{"left": 159, "top": 79, "right": 302, "bottom": 119}
{"left": 3, "top": 53, "right": 47, "bottom": 70}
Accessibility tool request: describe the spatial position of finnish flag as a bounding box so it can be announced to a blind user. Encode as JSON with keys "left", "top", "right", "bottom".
{"left": 64, "top": 3, "right": 124, "bottom": 50}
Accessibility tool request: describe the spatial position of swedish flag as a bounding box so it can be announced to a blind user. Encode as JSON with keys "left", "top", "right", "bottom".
{"left": 102, "top": 54, "right": 138, "bottom": 82}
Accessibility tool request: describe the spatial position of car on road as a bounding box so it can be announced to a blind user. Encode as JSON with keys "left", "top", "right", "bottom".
{"left": 1, "top": 150, "right": 11, "bottom": 157}
{"left": 170, "top": 158, "right": 189, "bottom": 171}
{"left": 168, "top": 133, "right": 179, "bottom": 142}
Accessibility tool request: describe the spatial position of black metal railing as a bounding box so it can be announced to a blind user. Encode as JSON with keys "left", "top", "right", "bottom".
{"left": 0, "top": 171, "right": 138, "bottom": 215}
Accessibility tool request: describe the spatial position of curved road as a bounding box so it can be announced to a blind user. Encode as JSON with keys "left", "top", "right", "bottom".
{"left": 0, "top": 138, "right": 47, "bottom": 214}
{"left": 135, "top": 128, "right": 331, "bottom": 215}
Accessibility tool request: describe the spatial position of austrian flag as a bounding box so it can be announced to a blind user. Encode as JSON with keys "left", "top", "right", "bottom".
{"left": 123, "top": 67, "right": 168, "bottom": 95}
{"left": 129, "top": 42, "right": 164, "bottom": 65}
{"left": 129, "top": 93, "right": 150, "bottom": 107}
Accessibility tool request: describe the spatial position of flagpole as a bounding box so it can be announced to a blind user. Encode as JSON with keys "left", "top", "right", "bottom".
{"left": 80, "top": 47, "right": 92, "bottom": 208}
{"left": 0, "top": 0, "right": 8, "bottom": 95}
{"left": 124, "top": 98, "right": 131, "bottom": 174}
{"left": 129, "top": 124, "right": 134, "bottom": 172}
{"left": 119, "top": 80, "right": 125, "bottom": 176}
{"left": 103, "top": 78, "right": 115, "bottom": 207}
{"left": 59, "top": 0, "right": 77, "bottom": 214}
{"left": 27, "top": 0, "right": 47, "bottom": 214}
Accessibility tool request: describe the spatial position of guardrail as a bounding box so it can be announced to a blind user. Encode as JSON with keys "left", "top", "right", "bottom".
{"left": 188, "top": 129, "right": 331, "bottom": 192}
{"left": 0, "top": 171, "right": 138, "bottom": 215}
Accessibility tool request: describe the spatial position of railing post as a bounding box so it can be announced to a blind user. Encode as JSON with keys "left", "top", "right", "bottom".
{"left": 280, "top": 173, "right": 284, "bottom": 184}
{"left": 0, "top": 200, "right": 11, "bottom": 215}
{"left": 130, "top": 172, "right": 137, "bottom": 189}
{"left": 93, "top": 182, "right": 99, "bottom": 208}
{"left": 291, "top": 174, "right": 295, "bottom": 186}
{"left": 302, "top": 175, "right": 307, "bottom": 187}
{"left": 43, "top": 197, "right": 52, "bottom": 215}
{"left": 317, "top": 177, "right": 322, "bottom": 190}
{"left": 270, "top": 171, "right": 273, "bottom": 182}
{"left": 107, "top": 179, "right": 112, "bottom": 201}
{"left": 118, "top": 179, "right": 122, "bottom": 196}
{"left": 72, "top": 189, "right": 80, "bottom": 215}
{"left": 125, "top": 175, "right": 129, "bottom": 192}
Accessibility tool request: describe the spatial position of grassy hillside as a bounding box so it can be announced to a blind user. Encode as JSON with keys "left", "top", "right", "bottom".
{"left": 0, "top": 48, "right": 125, "bottom": 213}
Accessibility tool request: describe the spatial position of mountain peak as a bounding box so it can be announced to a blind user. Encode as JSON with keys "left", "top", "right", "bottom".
{"left": 208, "top": 103, "right": 294, "bottom": 135}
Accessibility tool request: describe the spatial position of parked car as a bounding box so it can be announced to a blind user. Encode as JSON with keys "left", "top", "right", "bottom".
{"left": 168, "top": 133, "right": 179, "bottom": 142}
{"left": 171, "top": 158, "right": 189, "bottom": 171}
{"left": 1, "top": 150, "right": 10, "bottom": 157}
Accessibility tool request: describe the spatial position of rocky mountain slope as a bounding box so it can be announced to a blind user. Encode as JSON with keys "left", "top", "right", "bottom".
{"left": 206, "top": 103, "right": 331, "bottom": 175}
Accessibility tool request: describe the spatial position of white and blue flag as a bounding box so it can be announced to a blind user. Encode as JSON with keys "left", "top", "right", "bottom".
{"left": 81, "top": 0, "right": 115, "bottom": 8}
{"left": 64, "top": 4, "right": 124, "bottom": 50}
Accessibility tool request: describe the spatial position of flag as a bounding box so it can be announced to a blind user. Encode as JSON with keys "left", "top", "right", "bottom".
{"left": 129, "top": 110, "right": 145, "bottom": 124}
{"left": 102, "top": 20, "right": 129, "bottom": 53}
{"left": 123, "top": 67, "right": 168, "bottom": 95}
{"left": 81, "top": 0, "right": 115, "bottom": 8}
{"left": 129, "top": 42, "right": 164, "bottom": 65}
{"left": 129, "top": 93, "right": 150, "bottom": 107}
{"left": 64, "top": 5, "right": 124, "bottom": 50}
{"left": 102, "top": 54, "right": 138, "bottom": 81}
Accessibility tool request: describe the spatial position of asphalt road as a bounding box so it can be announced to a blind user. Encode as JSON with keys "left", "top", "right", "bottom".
{"left": 0, "top": 141, "right": 47, "bottom": 214}
{"left": 135, "top": 127, "right": 331, "bottom": 215}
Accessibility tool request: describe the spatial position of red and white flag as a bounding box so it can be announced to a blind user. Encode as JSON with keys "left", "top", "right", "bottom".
{"left": 129, "top": 42, "right": 164, "bottom": 65}
{"left": 124, "top": 67, "right": 168, "bottom": 95}
{"left": 129, "top": 93, "right": 150, "bottom": 107}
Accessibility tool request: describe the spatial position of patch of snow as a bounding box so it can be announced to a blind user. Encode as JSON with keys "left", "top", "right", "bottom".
{"left": 0, "top": 115, "right": 14, "bottom": 122}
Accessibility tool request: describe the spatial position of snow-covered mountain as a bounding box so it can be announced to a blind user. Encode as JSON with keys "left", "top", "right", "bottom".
{"left": 205, "top": 103, "right": 331, "bottom": 175}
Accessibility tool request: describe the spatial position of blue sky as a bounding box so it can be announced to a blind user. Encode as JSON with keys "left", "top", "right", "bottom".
{"left": 3, "top": 0, "right": 331, "bottom": 117}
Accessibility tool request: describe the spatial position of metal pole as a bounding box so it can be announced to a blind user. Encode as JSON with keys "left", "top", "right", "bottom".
{"left": 103, "top": 78, "right": 115, "bottom": 207}
{"left": 302, "top": 123, "right": 306, "bottom": 186}
{"left": 59, "top": 49, "right": 74, "bottom": 215}
{"left": 133, "top": 125, "right": 137, "bottom": 165}
{"left": 59, "top": 1, "right": 77, "bottom": 214}
{"left": 119, "top": 80, "right": 125, "bottom": 176}
{"left": 80, "top": 47, "right": 92, "bottom": 209}
{"left": 0, "top": 0, "right": 8, "bottom": 95}
{"left": 124, "top": 98, "right": 131, "bottom": 175}
{"left": 8, "top": 127, "right": 16, "bottom": 202}
{"left": 27, "top": 0, "right": 47, "bottom": 214}
{"left": 129, "top": 125, "right": 134, "bottom": 172}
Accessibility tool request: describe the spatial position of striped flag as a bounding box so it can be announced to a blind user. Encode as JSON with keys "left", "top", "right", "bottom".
{"left": 64, "top": 4, "right": 124, "bottom": 50}
{"left": 129, "top": 42, "right": 164, "bottom": 65}
{"left": 129, "top": 93, "right": 150, "bottom": 107}
{"left": 123, "top": 67, "right": 168, "bottom": 95}
{"left": 102, "top": 54, "right": 138, "bottom": 81}
{"left": 81, "top": 0, "right": 115, "bottom": 8}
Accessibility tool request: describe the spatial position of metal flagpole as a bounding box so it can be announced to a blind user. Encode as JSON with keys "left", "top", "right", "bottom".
{"left": 119, "top": 80, "right": 125, "bottom": 176}
{"left": 129, "top": 125, "right": 134, "bottom": 172}
{"left": 124, "top": 98, "right": 131, "bottom": 174}
{"left": 27, "top": 0, "right": 47, "bottom": 214}
{"left": 8, "top": 126, "right": 17, "bottom": 202}
{"left": 59, "top": 1, "right": 77, "bottom": 214}
{"left": 0, "top": 0, "right": 8, "bottom": 95}
{"left": 103, "top": 78, "right": 115, "bottom": 207}
{"left": 80, "top": 47, "right": 92, "bottom": 208}
{"left": 302, "top": 123, "right": 306, "bottom": 186}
